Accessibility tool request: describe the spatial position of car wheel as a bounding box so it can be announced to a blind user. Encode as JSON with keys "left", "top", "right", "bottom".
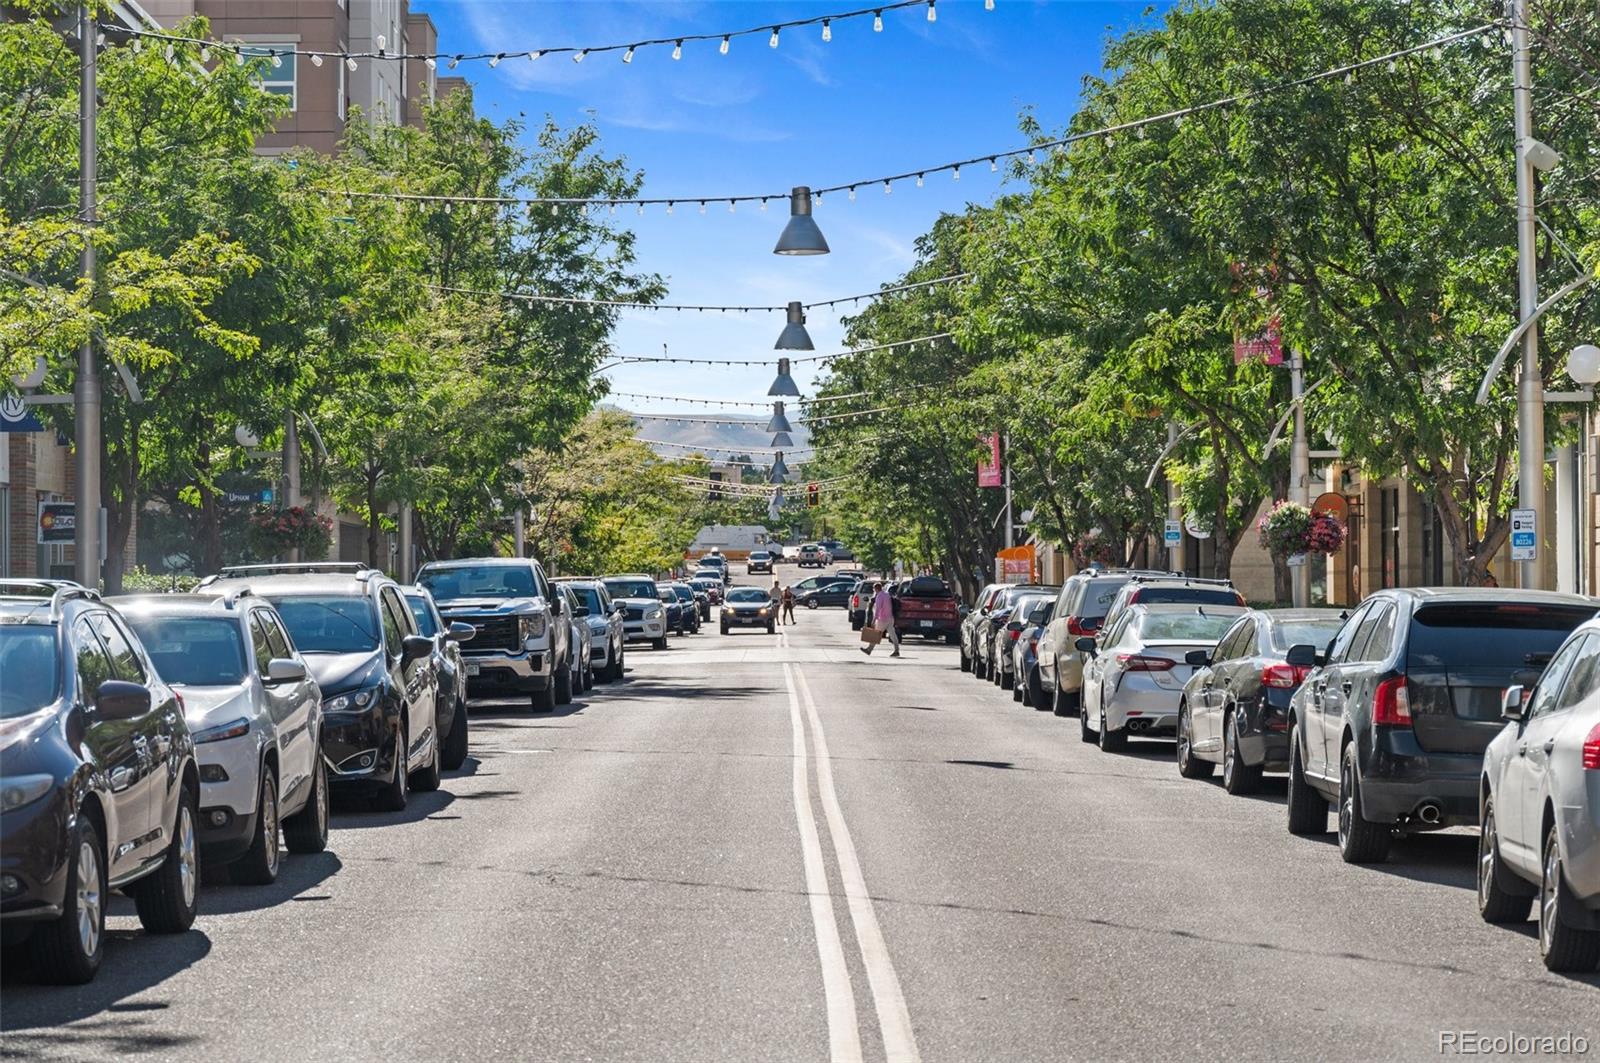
{"left": 231, "top": 768, "right": 281, "bottom": 886}
{"left": 1098, "top": 700, "right": 1127, "bottom": 752}
{"left": 945, "top": 631, "right": 960, "bottom": 645}
{"left": 411, "top": 723, "right": 442, "bottom": 792}
{"left": 555, "top": 657, "right": 574, "bottom": 705}
{"left": 958, "top": 645, "right": 971, "bottom": 672}
{"left": 1285, "top": 724, "right": 1328, "bottom": 835}
{"left": 1053, "top": 685, "right": 1080, "bottom": 719}
{"left": 653, "top": 637, "right": 669, "bottom": 650}
{"left": 767, "top": 622, "right": 776, "bottom": 634}
{"left": 1540, "top": 820, "right": 1600, "bottom": 972}
{"left": 29, "top": 815, "right": 105, "bottom": 984}
{"left": 1477, "top": 797, "right": 1535, "bottom": 923}
{"left": 1028, "top": 669, "right": 1049, "bottom": 711}
{"left": 1079, "top": 699, "right": 1095, "bottom": 743}
{"left": 719, "top": 624, "right": 729, "bottom": 636}
{"left": 1176, "top": 702, "right": 1214, "bottom": 779}
{"left": 1337, "top": 742, "right": 1391, "bottom": 864}
{"left": 1012, "top": 681, "right": 1023, "bottom": 703}
{"left": 376, "top": 721, "right": 412, "bottom": 808}
{"left": 853, "top": 618, "right": 865, "bottom": 632}
{"left": 1221, "top": 710, "right": 1262, "bottom": 795}
{"left": 441, "top": 699, "right": 470, "bottom": 771}
{"left": 533, "top": 680, "right": 557, "bottom": 714}
{"left": 284, "top": 756, "right": 330, "bottom": 854}
{"left": 131, "top": 784, "right": 199, "bottom": 933}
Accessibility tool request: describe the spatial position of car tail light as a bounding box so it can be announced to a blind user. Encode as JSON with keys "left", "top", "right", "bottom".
{"left": 1117, "top": 653, "right": 1175, "bottom": 672}
{"left": 1066, "top": 616, "right": 1100, "bottom": 636}
{"left": 1029, "top": 637, "right": 1039, "bottom": 650}
{"left": 1373, "top": 675, "right": 1412, "bottom": 726}
{"left": 1582, "top": 722, "right": 1600, "bottom": 770}
{"left": 1008, "top": 629, "right": 1022, "bottom": 642}
{"left": 1261, "top": 663, "right": 1309, "bottom": 689}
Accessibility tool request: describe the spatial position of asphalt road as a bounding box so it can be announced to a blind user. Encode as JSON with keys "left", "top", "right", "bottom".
{"left": 4, "top": 566, "right": 1598, "bottom": 1061}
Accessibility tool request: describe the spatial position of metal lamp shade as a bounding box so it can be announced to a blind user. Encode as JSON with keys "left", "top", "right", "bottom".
{"left": 768, "top": 357, "right": 802, "bottom": 397}
{"left": 775, "top": 302, "right": 814, "bottom": 351}
{"left": 766, "top": 402, "right": 793, "bottom": 434}
{"left": 770, "top": 431, "right": 794, "bottom": 447}
{"left": 773, "top": 186, "right": 829, "bottom": 255}
{"left": 770, "top": 453, "right": 790, "bottom": 481}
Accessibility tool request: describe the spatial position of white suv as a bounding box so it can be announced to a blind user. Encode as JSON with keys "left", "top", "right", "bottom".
{"left": 115, "top": 591, "right": 329, "bottom": 885}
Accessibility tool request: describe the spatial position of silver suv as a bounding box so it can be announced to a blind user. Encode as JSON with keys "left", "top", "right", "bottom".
{"left": 114, "top": 591, "right": 329, "bottom": 885}
{"left": 1037, "top": 570, "right": 1170, "bottom": 716}
{"left": 417, "top": 558, "right": 573, "bottom": 713}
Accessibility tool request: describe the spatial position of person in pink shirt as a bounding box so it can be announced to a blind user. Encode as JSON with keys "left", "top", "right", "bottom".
{"left": 860, "top": 581, "right": 902, "bottom": 658}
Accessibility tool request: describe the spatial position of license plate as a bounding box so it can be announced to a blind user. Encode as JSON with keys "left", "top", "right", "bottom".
{"left": 920, "top": 620, "right": 934, "bottom": 628}
{"left": 465, "top": 662, "right": 480, "bottom": 677}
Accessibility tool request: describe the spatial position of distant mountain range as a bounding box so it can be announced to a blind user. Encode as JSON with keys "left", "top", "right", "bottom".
{"left": 618, "top": 408, "right": 812, "bottom": 460}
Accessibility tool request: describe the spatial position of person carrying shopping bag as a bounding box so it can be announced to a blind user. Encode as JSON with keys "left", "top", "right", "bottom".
{"left": 859, "top": 581, "right": 902, "bottom": 658}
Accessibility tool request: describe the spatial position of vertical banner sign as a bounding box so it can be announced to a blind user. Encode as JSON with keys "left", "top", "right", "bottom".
{"left": 977, "top": 433, "right": 1003, "bottom": 488}
{"left": 1230, "top": 262, "right": 1285, "bottom": 366}
{"left": 1510, "top": 508, "right": 1537, "bottom": 561}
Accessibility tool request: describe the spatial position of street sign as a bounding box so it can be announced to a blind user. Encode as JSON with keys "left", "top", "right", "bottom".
{"left": 37, "top": 501, "right": 74, "bottom": 544}
{"left": 1184, "top": 512, "right": 1213, "bottom": 541}
{"left": 1163, "top": 519, "right": 1182, "bottom": 545}
{"left": 1510, "top": 508, "right": 1537, "bottom": 561}
{"left": 1, "top": 393, "right": 45, "bottom": 433}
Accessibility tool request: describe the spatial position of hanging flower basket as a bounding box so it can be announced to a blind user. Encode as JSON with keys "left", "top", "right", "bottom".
{"left": 246, "top": 506, "right": 333, "bottom": 560}
{"left": 1258, "top": 501, "right": 1345, "bottom": 558}
{"left": 1071, "top": 534, "right": 1117, "bottom": 570}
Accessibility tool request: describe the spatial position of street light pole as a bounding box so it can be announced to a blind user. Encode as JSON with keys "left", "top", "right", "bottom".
{"left": 74, "top": 3, "right": 101, "bottom": 589}
{"left": 1166, "top": 421, "right": 1182, "bottom": 574}
{"left": 1511, "top": 0, "right": 1545, "bottom": 589}
{"left": 1289, "top": 351, "right": 1311, "bottom": 607}
{"left": 1003, "top": 432, "right": 1013, "bottom": 551}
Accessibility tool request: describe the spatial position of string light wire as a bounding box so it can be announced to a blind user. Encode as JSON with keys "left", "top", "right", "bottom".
{"left": 427, "top": 276, "right": 968, "bottom": 314}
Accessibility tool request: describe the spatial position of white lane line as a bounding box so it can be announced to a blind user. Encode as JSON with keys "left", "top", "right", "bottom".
{"left": 795, "top": 667, "right": 922, "bottom": 1063}
{"left": 784, "top": 664, "right": 863, "bottom": 1063}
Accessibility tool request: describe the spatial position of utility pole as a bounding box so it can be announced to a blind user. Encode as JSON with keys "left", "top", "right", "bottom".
{"left": 1289, "top": 351, "right": 1311, "bottom": 607}
{"left": 284, "top": 411, "right": 301, "bottom": 562}
{"left": 1166, "top": 421, "right": 1183, "bottom": 574}
{"left": 1511, "top": 0, "right": 1545, "bottom": 589}
{"left": 398, "top": 504, "right": 413, "bottom": 582}
{"left": 512, "top": 505, "right": 525, "bottom": 558}
{"left": 74, "top": 3, "right": 101, "bottom": 589}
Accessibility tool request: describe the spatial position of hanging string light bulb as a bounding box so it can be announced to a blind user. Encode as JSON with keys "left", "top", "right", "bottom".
{"left": 822, "top": 19, "right": 832, "bottom": 41}
{"left": 720, "top": 35, "right": 730, "bottom": 54}
{"left": 927, "top": 0, "right": 937, "bottom": 22}
{"left": 345, "top": 55, "right": 358, "bottom": 71}
{"left": 672, "top": 40, "right": 683, "bottom": 59}
{"left": 873, "top": 10, "right": 884, "bottom": 31}
{"left": 769, "top": 27, "right": 780, "bottom": 48}
{"left": 310, "top": 52, "right": 322, "bottom": 66}
{"left": 623, "top": 46, "right": 635, "bottom": 63}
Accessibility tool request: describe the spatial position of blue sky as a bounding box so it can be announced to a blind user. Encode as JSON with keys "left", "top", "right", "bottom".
{"left": 411, "top": 1, "right": 1169, "bottom": 433}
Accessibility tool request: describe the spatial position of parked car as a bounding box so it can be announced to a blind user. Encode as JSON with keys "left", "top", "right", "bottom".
{"left": 556, "top": 579, "right": 626, "bottom": 682}
{"left": 0, "top": 581, "right": 200, "bottom": 983}
{"left": 206, "top": 563, "right": 443, "bottom": 807}
{"left": 819, "top": 539, "right": 853, "bottom": 561}
{"left": 892, "top": 576, "right": 963, "bottom": 642}
{"left": 115, "top": 591, "right": 330, "bottom": 885}
{"left": 559, "top": 585, "right": 594, "bottom": 693}
{"left": 1098, "top": 575, "right": 1246, "bottom": 637}
{"left": 1283, "top": 588, "right": 1596, "bottom": 864}
{"left": 1012, "top": 598, "right": 1056, "bottom": 708}
{"left": 602, "top": 575, "right": 670, "bottom": 650}
{"left": 690, "top": 586, "right": 710, "bottom": 621}
{"left": 796, "top": 581, "right": 853, "bottom": 609}
{"left": 418, "top": 557, "right": 573, "bottom": 711}
{"left": 721, "top": 586, "right": 777, "bottom": 634}
{"left": 747, "top": 551, "right": 774, "bottom": 574}
{"left": 696, "top": 553, "right": 729, "bottom": 578}
{"left": 797, "top": 543, "right": 830, "bottom": 568}
{"left": 688, "top": 577, "right": 723, "bottom": 612}
{"left": 974, "top": 585, "right": 1053, "bottom": 680}
{"left": 400, "top": 587, "right": 474, "bottom": 771}
{"left": 1078, "top": 603, "right": 1245, "bottom": 751}
{"left": 849, "top": 581, "right": 872, "bottom": 629}
{"left": 960, "top": 584, "right": 1007, "bottom": 672}
{"left": 657, "top": 584, "right": 688, "bottom": 636}
{"left": 667, "top": 583, "right": 702, "bottom": 633}
{"left": 1479, "top": 616, "right": 1600, "bottom": 972}
{"left": 990, "top": 589, "right": 1057, "bottom": 691}
{"left": 1037, "top": 569, "right": 1170, "bottom": 717}
{"left": 1175, "top": 608, "right": 1347, "bottom": 794}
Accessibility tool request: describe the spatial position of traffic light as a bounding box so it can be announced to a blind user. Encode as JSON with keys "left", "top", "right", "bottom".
{"left": 807, "top": 482, "right": 819, "bottom": 508}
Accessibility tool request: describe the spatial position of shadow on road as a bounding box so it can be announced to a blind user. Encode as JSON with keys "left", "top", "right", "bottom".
{"left": 199, "top": 851, "right": 345, "bottom": 915}
{"left": 1, "top": 928, "right": 213, "bottom": 1039}
{"left": 329, "top": 785, "right": 455, "bottom": 828}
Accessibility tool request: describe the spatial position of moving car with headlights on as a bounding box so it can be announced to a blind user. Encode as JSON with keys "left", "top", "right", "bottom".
{"left": 400, "top": 587, "right": 473, "bottom": 771}
{"left": 1283, "top": 588, "right": 1594, "bottom": 864}
{"left": 603, "top": 575, "right": 670, "bottom": 650}
{"left": 1078, "top": 604, "right": 1245, "bottom": 751}
{"left": 0, "top": 581, "right": 200, "bottom": 984}
{"left": 115, "top": 590, "right": 329, "bottom": 885}
{"left": 1478, "top": 615, "right": 1600, "bottom": 972}
{"left": 747, "top": 551, "right": 774, "bottom": 575}
{"left": 418, "top": 557, "right": 573, "bottom": 711}
{"left": 556, "top": 579, "right": 626, "bottom": 682}
{"left": 205, "top": 563, "right": 443, "bottom": 810}
{"left": 721, "top": 587, "right": 777, "bottom": 634}
{"left": 1176, "top": 608, "right": 1346, "bottom": 795}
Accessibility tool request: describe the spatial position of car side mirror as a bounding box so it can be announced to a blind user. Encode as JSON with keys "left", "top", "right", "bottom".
{"left": 1185, "top": 649, "right": 1210, "bottom": 667}
{"left": 94, "top": 679, "right": 151, "bottom": 721}
{"left": 1284, "top": 643, "right": 1318, "bottom": 668}
{"left": 613, "top": 602, "right": 626, "bottom": 615}
{"left": 1074, "top": 636, "right": 1098, "bottom": 655}
{"left": 1501, "top": 684, "right": 1527, "bottom": 721}
{"left": 266, "top": 658, "right": 307, "bottom": 684}
{"left": 574, "top": 606, "right": 590, "bottom": 617}
{"left": 447, "top": 621, "right": 476, "bottom": 643}
{"left": 958, "top": 605, "right": 970, "bottom": 618}
{"left": 401, "top": 634, "right": 433, "bottom": 663}
{"left": 551, "top": 596, "right": 564, "bottom": 616}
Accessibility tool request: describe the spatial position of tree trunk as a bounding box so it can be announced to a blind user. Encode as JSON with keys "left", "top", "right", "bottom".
{"left": 197, "top": 447, "right": 223, "bottom": 575}
{"left": 365, "top": 463, "right": 381, "bottom": 570}
{"left": 101, "top": 419, "right": 137, "bottom": 595}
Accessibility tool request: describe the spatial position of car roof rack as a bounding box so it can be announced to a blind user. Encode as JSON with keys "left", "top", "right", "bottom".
{"left": 200, "top": 562, "right": 378, "bottom": 587}
{"left": 1126, "top": 573, "right": 1234, "bottom": 587}
{"left": 0, "top": 579, "right": 103, "bottom": 620}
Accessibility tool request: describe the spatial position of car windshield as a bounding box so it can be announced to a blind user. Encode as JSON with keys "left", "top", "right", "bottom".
{"left": 1134, "top": 587, "right": 1243, "bottom": 607}
{"left": 750, "top": 552, "right": 770, "bottom": 560}
{"left": 727, "top": 588, "right": 770, "bottom": 603}
{"left": 123, "top": 616, "right": 248, "bottom": 685}
{"left": 572, "top": 587, "right": 604, "bottom": 613}
{"left": 1407, "top": 603, "right": 1596, "bottom": 671}
{"left": 418, "top": 565, "right": 537, "bottom": 600}
{"left": 672, "top": 586, "right": 694, "bottom": 602}
{"left": 0, "top": 624, "right": 60, "bottom": 716}
{"left": 1270, "top": 618, "right": 1346, "bottom": 652}
{"left": 604, "top": 579, "right": 659, "bottom": 600}
{"left": 1077, "top": 578, "right": 1130, "bottom": 619}
{"left": 269, "top": 596, "right": 380, "bottom": 653}
{"left": 657, "top": 588, "right": 676, "bottom": 602}
{"left": 403, "top": 595, "right": 438, "bottom": 637}
{"left": 1137, "top": 612, "right": 1240, "bottom": 642}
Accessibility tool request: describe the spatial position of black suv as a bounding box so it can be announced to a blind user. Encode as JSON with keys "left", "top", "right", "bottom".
{"left": 1284, "top": 588, "right": 1596, "bottom": 863}
{"left": 201, "top": 564, "right": 442, "bottom": 811}
{"left": 0, "top": 580, "right": 200, "bottom": 983}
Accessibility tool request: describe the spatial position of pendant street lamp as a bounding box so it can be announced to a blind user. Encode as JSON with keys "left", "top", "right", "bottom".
{"left": 1567, "top": 344, "right": 1600, "bottom": 386}
{"left": 770, "top": 452, "right": 790, "bottom": 483}
{"left": 775, "top": 302, "right": 814, "bottom": 350}
{"left": 766, "top": 401, "right": 793, "bottom": 434}
{"left": 773, "top": 185, "right": 829, "bottom": 255}
{"left": 768, "top": 356, "right": 802, "bottom": 397}
{"left": 770, "top": 431, "right": 794, "bottom": 447}
{"left": 768, "top": 487, "right": 784, "bottom": 523}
